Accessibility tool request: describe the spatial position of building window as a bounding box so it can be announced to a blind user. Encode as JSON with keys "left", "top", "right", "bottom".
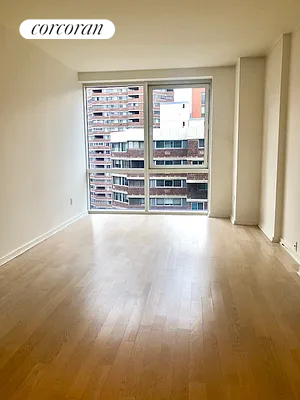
{"left": 113, "top": 192, "right": 128, "bottom": 203}
{"left": 129, "top": 198, "right": 145, "bottom": 206}
{"left": 128, "top": 180, "right": 144, "bottom": 187}
{"left": 191, "top": 202, "right": 207, "bottom": 211}
{"left": 128, "top": 141, "right": 144, "bottom": 150}
{"left": 94, "top": 134, "right": 110, "bottom": 140}
{"left": 112, "top": 160, "right": 122, "bottom": 168}
{"left": 198, "top": 139, "right": 205, "bottom": 148}
{"left": 150, "top": 198, "right": 184, "bottom": 206}
{"left": 201, "top": 92, "right": 206, "bottom": 105}
{"left": 192, "top": 160, "right": 204, "bottom": 165}
{"left": 113, "top": 176, "right": 128, "bottom": 186}
{"left": 131, "top": 160, "right": 144, "bottom": 168}
{"left": 112, "top": 159, "right": 144, "bottom": 169}
{"left": 112, "top": 142, "right": 127, "bottom": 152}
{"left": 155, "top": 140, "right": 187, "bottom": 149}
{"left": 96, "top": 165, "right": 111, "bottom": 169}
{"left": 151, "top": 179, "right": 184, "bottom": 188}
{"left": 154, "top": 159, "right": 188, "bottom": 166}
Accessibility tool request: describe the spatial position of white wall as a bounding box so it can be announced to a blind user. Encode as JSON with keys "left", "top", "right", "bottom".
{"left": 281, "top": 26, "right": 300, "bottom": 259}
{"left": 0, "top": 24, "right": 87, "bottom": 263}
{"left": 209, "top": 68, "right": 236, "bottom": 218}
{"left": 259, "top": 34, "right": 291, "bottom": 242}
{"left": 79, "top": 67, "right": 236, "bottom": 218}
{"left": 232, "top": 57, "right": 265, "bottom": 225}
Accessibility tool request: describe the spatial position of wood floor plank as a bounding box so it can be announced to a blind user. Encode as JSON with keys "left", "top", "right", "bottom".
{"left": 0, "top": 214, "right": 299, "bottom": 399}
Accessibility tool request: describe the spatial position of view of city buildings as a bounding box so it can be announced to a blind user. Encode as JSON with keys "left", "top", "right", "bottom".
{"left": 86, "top": 86, "right": 208, "bottom": 211}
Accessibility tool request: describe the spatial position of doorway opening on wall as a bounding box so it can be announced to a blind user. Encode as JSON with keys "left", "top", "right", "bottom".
{"left": 84, "top": 81, "right": 211, "bottom": 214}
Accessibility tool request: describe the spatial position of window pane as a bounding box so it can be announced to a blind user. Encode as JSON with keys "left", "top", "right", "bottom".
{"left": 89, "top": 172, "right": 145, "bottom": 210}
{"left": 149, "top": 172, "right": 208, "bottom": 212}
{"left": 151, "top": 87, "right": 206, "bottom": 167}
{"left": 86, "top": 86, "right": 145, "bottom": 170}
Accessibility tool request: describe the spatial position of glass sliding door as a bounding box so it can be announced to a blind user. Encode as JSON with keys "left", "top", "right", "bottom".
{"left": 85, "top": 81, "right": 210, "bottom": 213}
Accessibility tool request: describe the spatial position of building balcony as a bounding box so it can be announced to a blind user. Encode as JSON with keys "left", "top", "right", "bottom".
{"left": 89, "top": 122, "right": 128, "bottom": 128}
{"left": 88, "top": 146, "right": 111, "bottom": 151}
{"left": 90, "top": 188, "right": 112, "bottom": 194}
{"left": 128, "top": 86, "right": 142, "bottom": 92}
{"left": 90, "top": 164, "right": 112, "bottom": 169}
{"left": 90, "top": 182, "right": 112, "bottom": 187}
{"left": 89, "top": 100, "right": 129, "bottom": 107}
{"left": 89, "top": 150, "right": 111, "bottom": 156}
{"left": 91, "top": 89, "right": 127, "bottom": 95}
{"left": 112, "top": 184, "right": 128, "bottom": 192}
{"left": 128, "top": 105, "right": 143, "bottom": 111}
{"left": 90, "top": 158, "right": 111, "bottom": 163}
{"left": 89, "top": 135, "right": 111, "bottom": 139}
{"left": 90, "top": 195, "right": 112, "bottom": 201}
{"left": 112, "top": 200, "right": 128, "bottom": 208}
{"left": 89, "top": 105, "right": 129, "bottom": 112}
{"left": 90, "top": 203, "right": 112, "bottom": 209}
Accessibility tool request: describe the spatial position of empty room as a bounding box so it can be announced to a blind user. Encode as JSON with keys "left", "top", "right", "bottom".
{"left": 1, "top": 0, "right": 300, "bottom": 398}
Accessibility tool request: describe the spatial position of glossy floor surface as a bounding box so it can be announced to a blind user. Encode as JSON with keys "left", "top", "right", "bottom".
{"left": 0, "top": 215, "right": 300, "bottom": 399}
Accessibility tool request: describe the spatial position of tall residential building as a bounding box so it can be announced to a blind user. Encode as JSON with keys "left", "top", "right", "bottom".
{"left": 191, "top": 87, "right": 206, "bottom": 118}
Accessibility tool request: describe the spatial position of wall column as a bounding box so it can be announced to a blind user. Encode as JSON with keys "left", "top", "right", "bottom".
{"left": 232, "top": 57, "right": 265, "bottom": 225}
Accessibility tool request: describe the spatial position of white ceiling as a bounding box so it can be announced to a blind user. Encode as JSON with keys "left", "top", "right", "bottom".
{"left": 2, "top": 0, "right": 300, "bottom": 72}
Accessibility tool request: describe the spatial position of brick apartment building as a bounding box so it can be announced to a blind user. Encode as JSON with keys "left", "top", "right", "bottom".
{"left": 87, "top": 86, "right": 208, "bottom": 211}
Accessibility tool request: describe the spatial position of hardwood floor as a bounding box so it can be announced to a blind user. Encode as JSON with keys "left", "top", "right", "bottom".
{"left": 0, "top": 214, "right": 300, "bottom": 399}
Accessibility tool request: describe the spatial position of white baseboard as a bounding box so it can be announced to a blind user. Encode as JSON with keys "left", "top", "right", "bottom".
{"left": 0, "top": 211, "right": 88, "bottom": 267}
{"left": 208, "top": 213, "right": 230, "bottom": 219}
{"left": 231, "top": 218, "right": 258, "bottom": 226}
{"left": 280, "top": 239, "right": 300, "bottom": 265}
{"left": 258, "top": 224, "right": 280, "bottom": 243}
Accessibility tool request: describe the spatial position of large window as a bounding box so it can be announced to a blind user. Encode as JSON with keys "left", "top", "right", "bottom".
{"left": 85, "top": 83, "right": 210, "bottom": 213}
{"left": 149, "top": 85, "right": 208, "bottom": 168}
